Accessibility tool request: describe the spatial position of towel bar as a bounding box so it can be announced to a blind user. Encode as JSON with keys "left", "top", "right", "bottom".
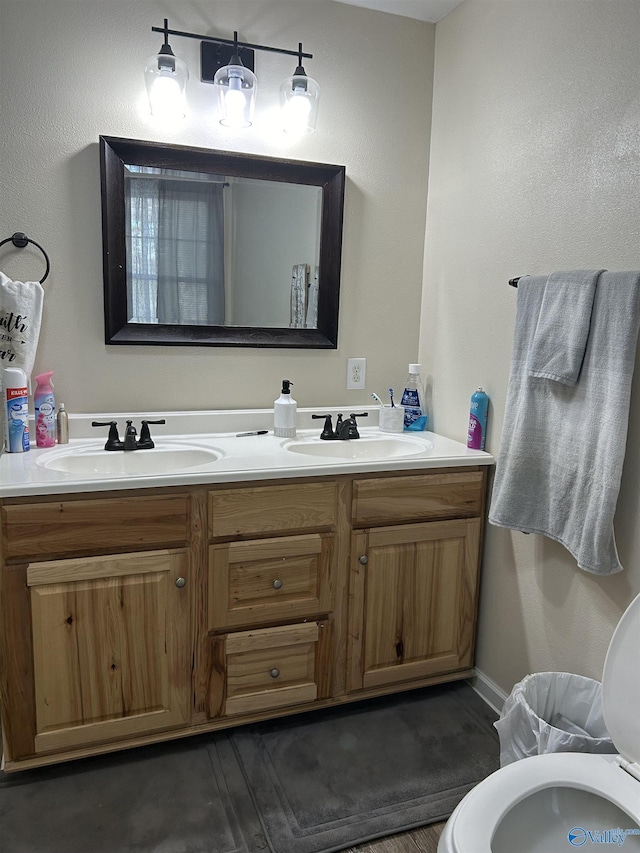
{"left": 0, "top": 231, "right": 50, "bottom": 283}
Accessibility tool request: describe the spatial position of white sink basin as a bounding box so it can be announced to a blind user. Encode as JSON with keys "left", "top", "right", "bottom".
{"left": 283, "top": 436, "right": 430, "bottom": 460}
{"left": 38, "top": 445, "right": 223, "bottom": 477}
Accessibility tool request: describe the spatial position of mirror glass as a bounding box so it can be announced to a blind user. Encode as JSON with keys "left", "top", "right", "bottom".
{"left": 100, "top": 137, "right": 345, "bottom": 348}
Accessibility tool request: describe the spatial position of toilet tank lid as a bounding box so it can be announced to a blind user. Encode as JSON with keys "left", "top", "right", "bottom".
{"left": 602, "top": 592, "right": 640, "bottom": 767}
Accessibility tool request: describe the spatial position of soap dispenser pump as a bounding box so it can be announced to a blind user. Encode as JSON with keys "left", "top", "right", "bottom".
{"left": 274, "top": 380, "right": 297, "bottom": 438}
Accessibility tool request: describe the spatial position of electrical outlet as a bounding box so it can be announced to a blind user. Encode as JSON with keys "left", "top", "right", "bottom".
{"left": 347, "top": 357, "right": 366, "bottom": 390}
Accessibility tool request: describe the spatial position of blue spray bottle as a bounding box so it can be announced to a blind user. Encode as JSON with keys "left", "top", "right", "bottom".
{"left": 467, "top": 387, "right": 489, "bottom": 450}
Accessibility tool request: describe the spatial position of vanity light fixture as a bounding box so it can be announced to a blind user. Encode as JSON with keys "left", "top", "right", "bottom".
{"left": 145, "top": 20, "right": 320, "bottom": 132}
{"left": 143, "top": 19, "right": 189, "bottom": 120}
{"left": 213, "top": 32, "right": 257, "bottom": 128}
{"left": 280, "top": 44, "right": 320, "bottom": 135}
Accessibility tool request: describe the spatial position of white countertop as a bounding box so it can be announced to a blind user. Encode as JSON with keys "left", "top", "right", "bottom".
{"left": 0, "top": 407, "right": 493, "bottom": 498}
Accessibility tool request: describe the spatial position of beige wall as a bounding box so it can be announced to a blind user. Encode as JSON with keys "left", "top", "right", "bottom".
{"left": 4, "top": 0, "right": 639, "bottom": 700}
{"left": 423, "top": 0, "right": 640, "bottom": 693}
{"left": 0, "top": 0, "right": 433, "bottom": 412}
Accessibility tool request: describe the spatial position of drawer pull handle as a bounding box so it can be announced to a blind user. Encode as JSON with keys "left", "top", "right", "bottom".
{"left": 270, "top": 668, "right": 280, "bottom": 679}
{"left": 359, "top": 555, "right": 368, "bottom": 565}
{"left": 175, "top": 577, "right": 186, "bottom": 588}
{"left": 272, "top": 579, "right": 283, "bottom": 590}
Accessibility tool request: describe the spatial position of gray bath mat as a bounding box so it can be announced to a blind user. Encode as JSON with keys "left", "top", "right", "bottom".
{"left": 0, "top": 682, "right": 498, "bottom": 853}
{"left": 0, "top": 736, "right": 268, "bottom": 853}
{"left": 229, "top": 683, "right": 500, "bottom": 853}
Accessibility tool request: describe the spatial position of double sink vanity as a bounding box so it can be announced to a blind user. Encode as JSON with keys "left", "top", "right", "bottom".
{"left": 0, "top": 407, "right": 493, "bottom": 771}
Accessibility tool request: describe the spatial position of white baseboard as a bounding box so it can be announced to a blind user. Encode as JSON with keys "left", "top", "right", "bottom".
{"left": 467, "top": 669, "right": 509, "bottom": 715}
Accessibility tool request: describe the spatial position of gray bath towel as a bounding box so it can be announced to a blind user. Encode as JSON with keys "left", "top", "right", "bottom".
{"left": 489, "top": 271, "right": 640, "bottom": 575}
{"left": 528, "top": 269, "right": 604, "bottom": 386}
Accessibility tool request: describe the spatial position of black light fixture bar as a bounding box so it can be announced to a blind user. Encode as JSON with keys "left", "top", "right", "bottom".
{"left": 151, "top": 24, "right": 313, "bottom": 61}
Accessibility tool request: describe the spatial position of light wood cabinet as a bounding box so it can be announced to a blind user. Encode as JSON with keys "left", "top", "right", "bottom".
{"left": 0, "top": 465, "right": 487, "bottom": 771}
{"left": 205, "top": 479, "right": 341, "bottom": 720}
{"left": 28, "top": 549, "right": 190, "bottom": 754}
{"left": 348, "top": 519, "right": 481, "bottom": 692}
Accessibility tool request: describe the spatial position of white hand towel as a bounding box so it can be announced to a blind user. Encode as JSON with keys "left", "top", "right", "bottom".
{"left": 0, "top": 271, "right": 44, "bottom": 379}
{"left": 528, "top": 270, "right": 604, "bottom": 386}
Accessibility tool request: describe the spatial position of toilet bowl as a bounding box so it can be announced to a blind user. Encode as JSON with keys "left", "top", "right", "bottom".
{"left": 438, "top": 593, "right": 640, "bottom": 853}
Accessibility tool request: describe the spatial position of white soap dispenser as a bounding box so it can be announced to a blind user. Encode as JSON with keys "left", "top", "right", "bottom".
{"left": 274, "top": 380, "right": 297, "bottom": 438}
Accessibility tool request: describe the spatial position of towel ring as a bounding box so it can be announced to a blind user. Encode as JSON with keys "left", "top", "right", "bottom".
{"left": 0, "top": 231, "right": 50, "bottom": 284}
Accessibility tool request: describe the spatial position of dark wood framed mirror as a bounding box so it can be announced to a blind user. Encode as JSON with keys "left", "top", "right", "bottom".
{"left": 99, "top": 136, "right": 345, "bottom": 347}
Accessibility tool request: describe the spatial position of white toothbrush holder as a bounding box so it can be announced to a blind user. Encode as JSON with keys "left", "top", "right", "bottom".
{"left": 379, "top": 404, "right": 405, "bottom": 433}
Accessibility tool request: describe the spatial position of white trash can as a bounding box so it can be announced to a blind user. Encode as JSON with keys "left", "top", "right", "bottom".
{"left": 494, "top": 671, "right": 617, "bottom": 767}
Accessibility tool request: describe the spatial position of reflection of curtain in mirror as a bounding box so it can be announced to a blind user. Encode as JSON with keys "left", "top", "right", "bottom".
{"left": 126, "top": 169, "right": 225, "bottom": 325}
{"left": 157, "top": 180, "right": 225, "bottom": 325}
{"left": 127, "top": 177, "right": 159, "bottom": 323}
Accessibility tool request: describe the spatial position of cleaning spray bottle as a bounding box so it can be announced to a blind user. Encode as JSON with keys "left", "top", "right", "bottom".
{"left": 3, "top": 367, "right": 30, "bottom": 452}
{"left": 34, "top": 371, "right": 56, "bottom": 448}
{"left": 273, "top": 380, "right": 297, "bottom": 438}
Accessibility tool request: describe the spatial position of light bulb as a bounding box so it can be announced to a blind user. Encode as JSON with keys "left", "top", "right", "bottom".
{"left": 280, "top": 69, "right": 319, "bottom": 134}
{"left": 149, "top": 72, "right": 185, "bottom": 119}
{"left": 144, "top": 43, "right": 188, "bottom": 120}
{"left": 214, "top": 62, "right": 256, "bottom": 128}
{"left": 222, "top": 76, "right": 248, "bottom": 127}
{"left": 282, "top": 90, "right": 312, "bottom": 134}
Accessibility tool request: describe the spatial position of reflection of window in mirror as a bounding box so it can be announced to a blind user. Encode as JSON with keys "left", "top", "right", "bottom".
{"left": 125, "top": 167, "right": 321, "bottom": 329}
{"left": 126, "top": 166, "right": 226, "bottom": 326}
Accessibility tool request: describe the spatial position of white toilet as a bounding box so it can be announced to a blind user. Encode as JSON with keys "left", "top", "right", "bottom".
{"left": 438, "top": 593, "right": 640, "bottom": 853}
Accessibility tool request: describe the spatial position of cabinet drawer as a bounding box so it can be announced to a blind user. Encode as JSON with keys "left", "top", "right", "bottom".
{"left": 209, "top": 481, "right": 337, "bottom": 539}
{"left": 209, "top": 533, "right": 332, "bottom": 629}
{"left": 1, "top": 494, "right": 189, "bottom": 561}
{"left": 223, "top": 623, "right": 321, "bottom": 716}
{"left": 352, "top": 470, "right": 485, "bottom": 526}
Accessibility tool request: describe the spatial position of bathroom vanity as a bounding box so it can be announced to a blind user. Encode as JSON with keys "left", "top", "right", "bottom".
{"left": 0, "top": 410, "right": 492, "bottom": 771}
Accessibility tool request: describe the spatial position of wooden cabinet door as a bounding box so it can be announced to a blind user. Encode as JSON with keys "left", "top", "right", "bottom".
{"left": 27, "top": 549, "right": 190, "bottom": 755}
{"left": 348, "top": 519, "right": 481, "bottom": 692}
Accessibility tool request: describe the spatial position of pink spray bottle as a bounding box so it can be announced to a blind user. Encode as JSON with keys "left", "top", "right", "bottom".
{"left": 34, "top": 371, "right": 56, "bottom": 447}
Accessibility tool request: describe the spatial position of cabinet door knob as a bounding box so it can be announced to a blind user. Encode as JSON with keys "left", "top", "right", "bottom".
{"left": 175, "top": 577, "right": 186, "bottom": 588}
{"left": 359, "top": 555, "right": 368, "bottom": 565}
{"left": 270, "top": 667, "right": 280, "bottom": 679}
{"left": 272, "top": 579, "right": 283, "bottom": 589}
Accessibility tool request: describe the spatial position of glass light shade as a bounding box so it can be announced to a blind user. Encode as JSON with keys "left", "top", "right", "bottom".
{"left": 144, "top": 49, "right": 189, "bottom": 119}
{"left": 280, "top": 73, "right": 320, "bottom": 134}
{"left": 213, "top": 63, "right": 257, "bottom": 128}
